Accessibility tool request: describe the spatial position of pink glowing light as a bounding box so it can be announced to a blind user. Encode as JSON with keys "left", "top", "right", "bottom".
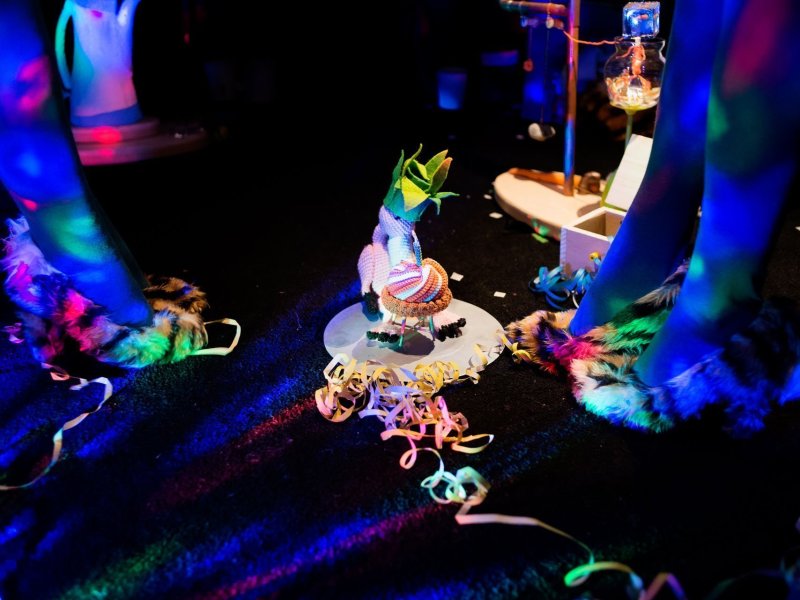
{"left": 147, "top": 397, "right": 316, "bottom": 513}
{"left": 9, "top": 190, "right": 39, "bottom": 212}
{"left": 724, "top": 0, "right": 789, "bottom": 94}
{"left": 97, "top": 148, "right": 116, "bottom": 160}
{"left": 63, "top": 290, "right": 92, "bottom": 323}
{"left": 91, "top": 126, "right": 123, "bottom": 145}
{"left": 191, "top": 504, "right": 438, "bottom": 600}
{"left": 91, "top": 9, "right": 104, "bottom": 18}
{"left": 16, "top": 56, "right": 51, "bottom": 113}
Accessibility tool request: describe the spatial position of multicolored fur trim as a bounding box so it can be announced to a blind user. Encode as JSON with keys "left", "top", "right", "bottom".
{"left": 504, "top": 262, "right": 687, "bottom": 376}
{"left": 2, "top": 218, "right": 208, "bottom": 368}
{"left": 571, "top": 298, "right": 800, "bottom": 436}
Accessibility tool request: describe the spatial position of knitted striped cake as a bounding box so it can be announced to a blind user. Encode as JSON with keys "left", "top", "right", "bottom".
{"left": 381, "top": 258, "right": 452, "bottom": 318}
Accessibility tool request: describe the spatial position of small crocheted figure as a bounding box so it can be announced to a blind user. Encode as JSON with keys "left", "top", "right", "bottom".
{"left": 358, "top": 146, "right": 465, "bottom": 345}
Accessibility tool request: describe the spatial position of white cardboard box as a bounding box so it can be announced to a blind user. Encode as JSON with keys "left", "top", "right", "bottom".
{"left": 557, "top": 134, "right": 652, "bottom": 273}
{"left": 560, "top": 206, "right": 626, "bottom": 274}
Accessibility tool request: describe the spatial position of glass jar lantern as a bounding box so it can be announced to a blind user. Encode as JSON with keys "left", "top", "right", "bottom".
{"left": 604, "top": 35, "right": 666, "bottom": 142}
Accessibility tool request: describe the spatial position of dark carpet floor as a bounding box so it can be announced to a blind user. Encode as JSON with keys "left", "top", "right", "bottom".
{"left": 2, "top": 97, "right": 800, "bottom": 600}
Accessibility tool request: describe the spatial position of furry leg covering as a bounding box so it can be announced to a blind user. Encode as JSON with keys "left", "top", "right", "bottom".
{"left": 571, "top": 298, "right": 800, "bottom": 436}
{"left": 505, "top": 262, "right": 688, "bottom": 376}
{"left": 2, "top": 218, "right": 208, "bottom": 368}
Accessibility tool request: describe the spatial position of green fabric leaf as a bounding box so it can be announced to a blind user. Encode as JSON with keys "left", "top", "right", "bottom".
{"left": 408, "top": 159, "right": 428, "bottom": 181}
{"left": 405, "top": 166, "right": 430, "bottom": 193}
{"left": 428, "top": 157, "right": 452, "bottom": 194}
{"left": 383, "top": 145, "right": 457, "bottom": 220}
{"left": 424, "top": 150, "right": 448, "bottom": 179}
{"left": 400, "top": 176, "right": 430, "bottom": 212}
{"left": 401, "top": 144, "right": 424, "bottom": 178}
{"left": 390, "top": 150, "right": 405, "bottom": 184}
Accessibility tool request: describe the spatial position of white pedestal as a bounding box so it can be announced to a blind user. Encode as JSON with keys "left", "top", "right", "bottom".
{"left": 493, "top": 171, "right": 601, "bottom": 241}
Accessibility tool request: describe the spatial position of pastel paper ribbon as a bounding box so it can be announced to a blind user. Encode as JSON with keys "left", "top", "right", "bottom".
{"left": 0, "top": 365, "right": 113, "bottom": 491}
{"left": 192, "top": 318, "right": 242, "bottom": 356}
{"left": 2, "top": 317, "right": 241, "bottom": 490}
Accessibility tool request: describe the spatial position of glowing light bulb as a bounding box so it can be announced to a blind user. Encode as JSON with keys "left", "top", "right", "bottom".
{"left": 603, "top": 35, "right": 665, "bottom": 113}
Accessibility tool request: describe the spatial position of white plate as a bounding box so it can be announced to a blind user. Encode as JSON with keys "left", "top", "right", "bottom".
{"left": 323, "top": 298, "right": 504, "bottom": 369}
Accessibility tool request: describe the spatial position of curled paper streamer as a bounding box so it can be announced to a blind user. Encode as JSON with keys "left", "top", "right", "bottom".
{"left": 316, "top": 344, "right": 495, "bottom": 470}
{"left": 2, "top": 318, "right": 240, "bottom": 491}
{"left": 455, "top": 333, "right": 684, "bottom": 598}
{"left": 316, "top": 343, "right": 497, "bottom": 482}
{"left": 0, "top": 365, "right": 113, "bottom": 491}
{"left": 317, "top": 332, "right": 682, "bottom": 597}
{"left": 499, "top": 331, "right": 534, "bottom": 364}
{"left": 192, "top": 318, "right": 242, "bottom": 356}
{"left": 411, "top": 447, "right": 490, "bottom": 510}
{"left": 564, "top": 562, "right": 685, "bottom": 599}
{"left": 457, "top": 505, "right": 684, "bottom": 597}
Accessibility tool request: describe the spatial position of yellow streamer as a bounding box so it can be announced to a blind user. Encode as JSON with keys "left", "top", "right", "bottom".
{"left": 315, "top": 346, "right": 495, "bottom": 470}
{"left": 0, "top": 365, "right": 113, "bottom": 491}
{"left": 456, "top": 505, "right": 685, "bottom": 596}
{"left": 192, "top": 318, "right": 242, "bottom": 356}
{"left": 317, "top": 331, "right": 684, "bottom": 598}
{"left": 315, "top": 334, "right": 505, "bottom": 470}
{"left": 498, "top": 331, "right": 535, "bottom": 364}
{"left": 409, "top": 447, "right": 491, "bottom": 509}
{"left": 2, "top": 317, "right": 240, "bottom": 491}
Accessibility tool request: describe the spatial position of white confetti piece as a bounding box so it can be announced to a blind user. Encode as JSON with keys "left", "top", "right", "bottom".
{"left": 489, "top": 212, "right": 503, "bottom": 219}
{"left": 796, "top": 226, "right": 800, "bottom": 232}
{"left": 483, "top": 193, "right": 493, "bottom": 200}
{"left": 493, "top": 291, "right": 506, "bottom": 298}
{"left": 450, "top": 272, "right": 464, "bottom": 281}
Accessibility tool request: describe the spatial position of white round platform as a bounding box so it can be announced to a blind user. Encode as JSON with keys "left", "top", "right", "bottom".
{"left": 493, "top": 171, "right": 601, "bottom": 241}
{"left": 323, "top": 298, "right": 504, "bottom": 369}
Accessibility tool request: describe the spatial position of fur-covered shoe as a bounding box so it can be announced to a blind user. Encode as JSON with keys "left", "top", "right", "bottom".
{"left": 505, "top": 262, "right": 687, "bottom": 376}
{"left": 570, "top": 298, "right": 800, "bottom": 436}
{"left": 2, "top": 218, "right": 209, "bottom": 368}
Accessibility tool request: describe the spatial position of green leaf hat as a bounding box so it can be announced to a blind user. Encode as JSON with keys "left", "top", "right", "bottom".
{"left": 382, "top": 145, "right": 458, "bottom": 222}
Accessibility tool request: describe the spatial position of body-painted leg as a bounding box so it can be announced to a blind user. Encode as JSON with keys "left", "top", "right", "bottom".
{"left": 0, "top": 0, "right": 150, "bottom": 327}
{"left": 568, "top": 0, "right": 724, "bottom": 336}
{"left": 635, "top": 0, "right": 800, "bottom": 386}
{"left": 0, "top": 1, "right": 209, "bottom": 367}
